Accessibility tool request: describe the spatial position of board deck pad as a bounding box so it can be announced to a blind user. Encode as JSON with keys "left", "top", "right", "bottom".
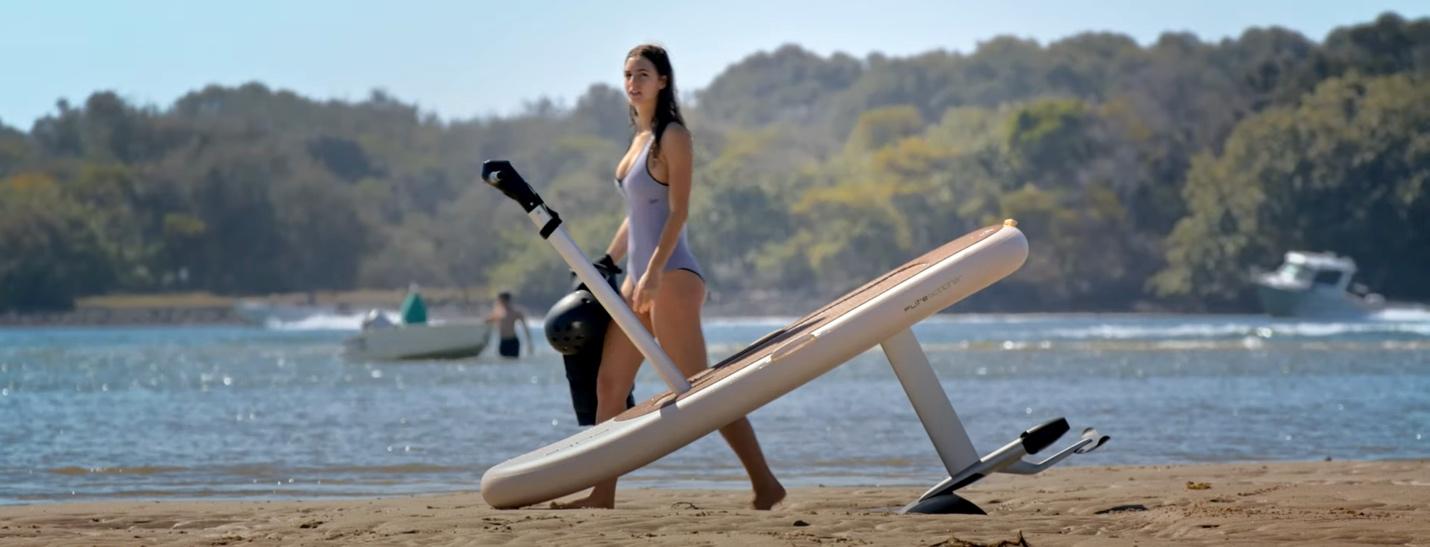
{"left": 618, "top": 224, "right": 1002, "bottom": 419}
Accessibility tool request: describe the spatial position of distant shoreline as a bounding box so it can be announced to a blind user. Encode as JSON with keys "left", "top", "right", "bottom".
{"left": 0, "top": 290, "right": 1276, "bottom": 327}
{"left": 0, "top": 306, "right": 243, "bottom": 327}
{"left": 0, "top": 289, "right": 818, "bottom": 327}
{"left": 0, "top": 305, "right": 1278, "bottom": 328}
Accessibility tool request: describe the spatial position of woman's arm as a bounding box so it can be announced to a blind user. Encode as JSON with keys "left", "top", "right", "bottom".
{"left": 606, "top": 217, "right": 629, "bottom": 263}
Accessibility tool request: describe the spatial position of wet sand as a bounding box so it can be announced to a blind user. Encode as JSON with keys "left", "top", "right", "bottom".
{"left": 2, "top": 460, "right": 1426, "bottom": 546}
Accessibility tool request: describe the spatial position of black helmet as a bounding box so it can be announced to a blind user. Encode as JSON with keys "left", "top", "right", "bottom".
{"left": 544, "top": 289, "right": 610, "bottom": 356}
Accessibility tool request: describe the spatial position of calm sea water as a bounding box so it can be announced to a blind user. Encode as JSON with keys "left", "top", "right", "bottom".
{"left": 2, "top": 311, "right": 1428, "bottom": 504}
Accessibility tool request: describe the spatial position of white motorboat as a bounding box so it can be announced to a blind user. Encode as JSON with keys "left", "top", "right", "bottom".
{"left": 1253, "top": 251, "right": 1384, "bottom": 318}
{"left": 344, "top": 319, "right": 492, "bottom": 360}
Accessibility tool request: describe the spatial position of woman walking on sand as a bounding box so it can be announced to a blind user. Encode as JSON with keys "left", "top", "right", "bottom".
{"left": 551, "top": 44, "right": 785, "bottom": 510}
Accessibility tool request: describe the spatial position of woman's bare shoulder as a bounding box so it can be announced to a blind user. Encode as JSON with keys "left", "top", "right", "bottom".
{"left": 664, "top": 121, "right": 690, "bottom": 136}
{"left": 658, "top": 124, "right": 693, "bottom": 165}
{"left": 662, "top": 122, "right": 692, "bottom": 146}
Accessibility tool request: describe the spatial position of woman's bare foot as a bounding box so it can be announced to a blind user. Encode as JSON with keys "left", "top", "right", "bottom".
{"left": 752, "top": 481, "right": 787, "bottom": 510}
{"left": 549, "top": 495, "right": 614, "bottom": 510}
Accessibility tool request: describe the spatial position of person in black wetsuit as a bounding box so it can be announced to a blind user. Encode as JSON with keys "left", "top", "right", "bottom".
{"left": 485, "top": 292, "right": 531, "bottom": 358}
{"left": 545, "top": 255, "right": 635, "bottom": 426}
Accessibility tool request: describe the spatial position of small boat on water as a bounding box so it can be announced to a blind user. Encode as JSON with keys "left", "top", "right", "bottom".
{"left": 344, "top": 323, "right": 492, "bottom": 360}
{"left": 344, "top": 313, "right": 493, "bottom": 360}
{"left": 1253, "top": 251, "right": 1384, "bottom": 318}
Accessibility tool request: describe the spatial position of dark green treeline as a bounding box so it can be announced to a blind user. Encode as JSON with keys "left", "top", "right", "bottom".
{"left": 2, "top": 13, "right": 1426, "bottom": 312}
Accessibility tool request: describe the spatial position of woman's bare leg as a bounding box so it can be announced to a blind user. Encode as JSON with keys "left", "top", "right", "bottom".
{"left": 654, "top": 270, "right": 785, "bottom": 510}
{"left": 549, "top": 284, "right": 649, "bottom": 509}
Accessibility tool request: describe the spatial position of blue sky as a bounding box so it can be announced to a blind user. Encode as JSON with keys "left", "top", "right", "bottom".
{"left": 2, "top": 0, "right": 1424, "bottom": 130}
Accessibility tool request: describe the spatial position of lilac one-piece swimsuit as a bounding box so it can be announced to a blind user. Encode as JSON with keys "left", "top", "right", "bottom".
{"left": 615, "top": 136, "right": 703, "bottom": 284}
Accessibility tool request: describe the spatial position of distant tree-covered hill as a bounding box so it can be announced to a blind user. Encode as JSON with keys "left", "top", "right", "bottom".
{"left": 2, "top": 13, "right": 1426, "bottom": 312}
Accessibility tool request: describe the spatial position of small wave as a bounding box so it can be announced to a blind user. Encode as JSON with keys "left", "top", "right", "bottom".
{"left": 1048, "top": 321, "right": 1430, "bottom": 340}
{"left": 924, "top": 313, "right": 1098, "bottom": 324}
{"left": 1369, "top": 307, "right": 1430, "bottom": 322}
{"left": 286, "top": 464, "right": 464, "bottom": 475}
{"left": 207, "top": 463, "right": 466, "bottom": 477}
{"left": 50, "top": 466, "right": 188, "bottom": 476}
{"left": 48, "top": 463, "right": 467, "bottom": 479}
{"left": 266, "top": 311, "right": 393, "bottom": 331}
{"left": 1048, "top": 323, "right": 1257, "bottom": 340}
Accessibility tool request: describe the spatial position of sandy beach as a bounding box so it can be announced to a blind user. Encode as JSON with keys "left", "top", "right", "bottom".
{"left": 1, "top": 460, "right": 1426, "bottom": 546}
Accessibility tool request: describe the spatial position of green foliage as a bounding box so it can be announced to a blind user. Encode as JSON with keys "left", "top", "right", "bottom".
{"left": 1154, "top": 73, "right": 1430, "bottom": 306}
{"left": 697, "top": 44, "right": 862, "bottom": 127}
{"left": 1003, "top": 99, "right": 1094, "bottom": 181}
{"left": 1323, "top": 13, "right": 1430, "bottom": 77}
{"left": 0, "top": 124, "right": 33, "bottom": 177}
{"left": 0, "top": 173, "right": 115, "bottom": 310}
{"left": 845, "top": 105, "right": 925, "bottom": 153}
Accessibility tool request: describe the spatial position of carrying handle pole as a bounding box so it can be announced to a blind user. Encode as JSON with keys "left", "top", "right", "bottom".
{"left": 482, "top": 161, "right": 691, "bottom": 394}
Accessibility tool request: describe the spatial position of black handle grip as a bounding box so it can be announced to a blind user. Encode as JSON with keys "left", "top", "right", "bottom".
{"left": 1020, "top": 417, "right": 1070, "bottom": 455}
{"left": 481, "top": 160, "right": 544, "bottom": 212}
{"left": 482, "top": 159, "right": 564, "bottom": 239}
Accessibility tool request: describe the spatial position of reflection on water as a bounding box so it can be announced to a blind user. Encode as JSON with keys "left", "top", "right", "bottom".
{"left": 1, "top": 312, "right": 1427, "bottom": 503}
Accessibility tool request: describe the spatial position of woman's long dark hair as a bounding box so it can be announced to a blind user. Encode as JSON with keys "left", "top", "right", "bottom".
{"left": 627, "top": 44, "right": 686, "bottom": 159}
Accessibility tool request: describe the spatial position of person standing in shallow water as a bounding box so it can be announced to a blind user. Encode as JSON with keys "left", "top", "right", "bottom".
{"left": 550, "top": 44, "right": 785, "bottom": 510}
{"left": 485, "top": 292, "right": 532, "bottom": 358}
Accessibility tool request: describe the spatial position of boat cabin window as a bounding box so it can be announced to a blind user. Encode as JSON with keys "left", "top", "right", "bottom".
{"left": 1312, "top": 269, "right": 1344, "bottom": 287}
{"left": 1277, "top": 264, "right": 1312, "bottom": 283}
